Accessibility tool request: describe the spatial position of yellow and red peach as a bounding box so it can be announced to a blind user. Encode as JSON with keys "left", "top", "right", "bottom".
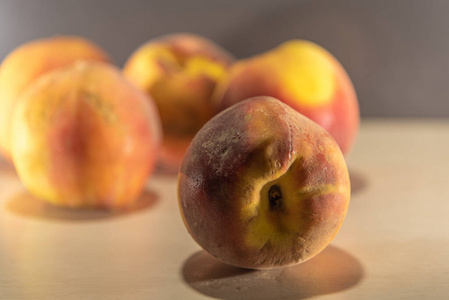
{"left": 178, "top": 96, "right": 350, "bottom": 269}
{"left": 123, "top": 33, "right": 235, "bottom": 173}
{"left": 10, "top": 61, "right": 161, "bottom": 209}
{"left": 214, "top": 40, "right": 359, "bottom": 155}
{"left": 0, "top": 35, "right": 110, "bottom": 162}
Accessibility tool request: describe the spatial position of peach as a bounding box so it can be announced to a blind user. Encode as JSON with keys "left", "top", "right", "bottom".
{"left": 214, "top": 40, "right": 359, "bottom": 155}
{"left": 178, "top": 96, "right": 350, "bottom": 269}
{"left": 0, "top": 35, "right": 110, "bottom": 162}
{"left": 10, "top": 61, "right": 161, "bottom": 209}
{"left": 123, "top": 33, "right": 235, "bottom": 173}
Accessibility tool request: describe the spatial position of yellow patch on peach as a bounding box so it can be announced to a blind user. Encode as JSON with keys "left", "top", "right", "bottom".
{"left": 13, "top": 114, "right": 57, "bottom": 202}
{"left": 242, "top": 166, "right": 348, "bottom": 250}
{"left": 123, "top": 45, "right": 176, "bottom": 89}
{"left": 124, "top": 44, "right": 227, "bottom": 92}
{"left": 271, "top": 41, "right": 336, "bottom": 106}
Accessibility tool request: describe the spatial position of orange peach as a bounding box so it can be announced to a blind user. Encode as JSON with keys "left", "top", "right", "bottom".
{"left": 123, "top": 33, "right": 235, "bottom": 173}
{"left": 214, "top": 40, "right": 359, "bottom": 155}
{"left": 10, "top": 61, "right": 161, "bottom": 209}
{"left": 0, "top": 35, "right": 110, "bottom": 162}
{"left": 178, "top": 96, "right": 350, "bottom": 269}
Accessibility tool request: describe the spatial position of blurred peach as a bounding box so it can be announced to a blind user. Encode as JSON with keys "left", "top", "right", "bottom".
{"left": 123, "top": 33, "right": 234, "bottom": 173}
{"left": 0, "top": 35, "right": 110, "bottom": 162}
{"left": 215, "top": 40, "right": 359, "bottom": 155}
{"left": 11, "top": 61, "right": 161, "bottom": 209}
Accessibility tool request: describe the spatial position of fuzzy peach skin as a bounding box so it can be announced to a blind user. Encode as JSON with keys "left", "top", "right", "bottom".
{"left": 214, "top": 40, "right": 359, "bottom": 155}
{"left": 0, "top": 35, "right": 110, "bottom": 162}
{"left": 10, "top": 61, "right": 161, "bottom": 209}
{"left": 178, "top": 96, "right": 350, "bottom": 269}
{"left": 123, "top": 33, "right": 235, "bottom": 173}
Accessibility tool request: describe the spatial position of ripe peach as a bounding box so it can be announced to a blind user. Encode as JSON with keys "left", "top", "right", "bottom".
{"left": 178, "top": 96, "right": 350, "bottom": 269}
{"left": 214, "top": 40, "right": 359, "bottom": 155}
{"left": 10, "top": 61, "right": 161, "bottom": 209}
{"left": 0, "top": 35, "right": 110, "bottom": 162}
{"left": 123, "top": 33, "right": 235, "bottom": 173}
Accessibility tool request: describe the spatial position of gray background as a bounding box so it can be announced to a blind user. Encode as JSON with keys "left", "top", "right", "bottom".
{"left": 0, "top": 0, "right": 447, "bottom": 117}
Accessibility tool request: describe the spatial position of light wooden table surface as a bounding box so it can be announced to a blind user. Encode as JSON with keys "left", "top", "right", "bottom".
{"left": 1, "top": 119, "right": 448, "bottom": 300}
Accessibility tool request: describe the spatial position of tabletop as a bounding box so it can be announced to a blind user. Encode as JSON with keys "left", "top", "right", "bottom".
{"left": 1, "top": 119, "right": 448, "bottom": 300}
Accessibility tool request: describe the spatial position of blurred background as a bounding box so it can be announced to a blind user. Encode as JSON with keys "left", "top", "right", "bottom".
{"left": 0, "top": 0, "right": 447, "bottom": 117}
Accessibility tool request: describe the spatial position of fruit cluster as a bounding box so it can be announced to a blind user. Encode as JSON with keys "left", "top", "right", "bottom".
{"left": 0, "top": 33, "right": 357, "bottom": 268}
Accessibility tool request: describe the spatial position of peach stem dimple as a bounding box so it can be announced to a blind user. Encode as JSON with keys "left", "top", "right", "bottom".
{"left": 268, "top": 184, "right": 282, "bottom": 211}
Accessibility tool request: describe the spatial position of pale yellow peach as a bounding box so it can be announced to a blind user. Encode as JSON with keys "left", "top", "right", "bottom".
{"left": 11, "top": 61, "right": 161, "bottom": 209}
{"left": 0, "top": 35, "right": 110, "bottom": 161}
